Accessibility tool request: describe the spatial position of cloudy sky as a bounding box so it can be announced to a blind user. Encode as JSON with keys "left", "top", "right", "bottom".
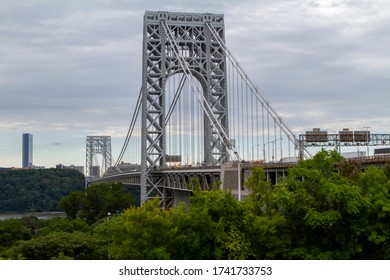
{"left": 1, "top": 0, "right": 389, "bottom": 168}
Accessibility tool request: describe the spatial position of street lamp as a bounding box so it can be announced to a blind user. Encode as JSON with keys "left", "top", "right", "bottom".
{"left": 363, "top": 126, "right": 370, "bottom": 156}
{"left": 331, "top": 130, "right": 340, "bottom": 153}
{"left": 263, "top": 138, "right": 283, "bottom": 162}
{"left": 234, "top": 151, "right": 242, "bottom": 201}
{"left": 252, "top": 144, "right": 261, "bottom": 161}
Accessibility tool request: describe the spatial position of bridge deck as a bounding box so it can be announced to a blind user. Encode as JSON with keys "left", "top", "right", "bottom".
{"left": 92, "top": 154, "right": 390, "bottom": 188}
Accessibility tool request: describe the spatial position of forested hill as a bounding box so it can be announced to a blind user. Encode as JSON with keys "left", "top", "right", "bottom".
{"left": 0, "top": 168, "right": 85, "bottom": 213}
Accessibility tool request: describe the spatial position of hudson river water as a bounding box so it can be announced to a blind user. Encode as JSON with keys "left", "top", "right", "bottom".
{"left": 0, "top": 212, "right": 66, "bottom": 221}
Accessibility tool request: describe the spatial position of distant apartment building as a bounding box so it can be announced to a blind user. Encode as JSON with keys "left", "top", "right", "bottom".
{"left": 91, "top": 165, "right": 100, "bottom": 177}
{"left": 33, "top": 166, "right": 46, "bottom": 169}
{"left": 106, "top": 162, "right": 141, "bottom": 173}
{"left": 56, "top": 164, "right": 84, "bottom": 174}
{"left": 22, "top": 133, "right": 33, "bottom": 168}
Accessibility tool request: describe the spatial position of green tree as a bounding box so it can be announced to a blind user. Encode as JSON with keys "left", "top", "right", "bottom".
{"left": 94, "top": 188, "right": 253, "bottom": 260}
{"left": 244, "top": 166, "right": 275, "bottom": 215}
{"left": 0, "top": 168, "right": 85, "bottom": 212}
{"left": 40, "top": 217, "right": 90, "bottom": 235}
{"left": 57, "top": 190, "right": 84, "bottom": 219}
{"left": 171, "top": 188, "right": 252, "bottom": 259}
{"left": 356, "top": 166, "right": 390, "bottom": 259}
{"left": 6, "top": 149, "right": 385, "bottom": 260}
{"left": 168, "top": 202, "right": 215, "bottom": 259}
{"left": 338, "top": 159, "right": 362, "bottom": 182}
{"left": 5, "top": 231, "right": 102, "bottom": 260}
{"left": 58, "top": 183, "right": 134, "bottom": 224}
{"left": 20, "top": 216, "right": 45, "bottom": 236}
{"left": 276, "top": 150, "right": 365, "bottom": 258}
{"left": 260, "top": 149, "right": 388, "bottom": 259}
{"left": 94, "top": 199, "right": 174, "bottom": 259}
{"left": 0, "top": 219, "right": 31, "bottom": 249}
{"left": 243, "top": 167, "right": 291, "bottom": 259}
{"left": 383, "top": 162, "right": 390, "bottom": 179}
{"left": 80, "top": 183, "right": 134, "bottom": 224}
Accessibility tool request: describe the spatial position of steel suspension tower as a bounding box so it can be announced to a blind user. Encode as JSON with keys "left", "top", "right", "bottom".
{"left": 140, "top": 11, "right": 229, "bottom": 205}
{"left": 86, "top": 136, "right": 112, "bottom": 180}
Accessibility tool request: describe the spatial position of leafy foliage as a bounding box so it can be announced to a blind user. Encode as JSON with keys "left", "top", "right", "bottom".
{"left": 2, "top": 150, "right": 390, "bottom": 259}
{"left": 0, "top": 219, "right": 31, "bottom": 248}
{"left": 0, "top": 217, "right": 102, "bottom": 260}
{"left": 95, "top": 199, "right": 174, "bottom": 259}
{"left": 256, "top": 149, "right": 390, "bottom": 259}
{"left": 58, "top": 183, "right": 135, "bottom": 224}
{"left": 6, "top": 231, "right": 100, "bottom": 260}
{"left": 57, "top": 191, "right": 84, "bottom": 220}
{"left": 0, "top": 168, "right": 85, "bottom": 212}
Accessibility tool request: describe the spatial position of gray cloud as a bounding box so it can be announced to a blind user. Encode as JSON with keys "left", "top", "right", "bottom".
{"left": 1, "top": 0, "right": 389, "bottom": 167}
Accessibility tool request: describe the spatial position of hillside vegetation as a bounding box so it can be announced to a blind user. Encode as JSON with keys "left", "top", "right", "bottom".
{"left": 0, "top": 168, "right": 85, "bottom": 212}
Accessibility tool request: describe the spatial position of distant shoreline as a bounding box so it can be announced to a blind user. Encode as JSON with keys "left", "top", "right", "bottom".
{"left": 0, "top": 211, "right": 66, "bottom": 220}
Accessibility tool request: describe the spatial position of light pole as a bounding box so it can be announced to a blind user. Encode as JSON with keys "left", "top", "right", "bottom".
{"left": 331, "top": 130, "right": 339, "bottom": 153}
{"left": 263, "top": 141, "right": 272, "bottom": 163}
{"left": 234, "top": 151, "right": 242, "bottom": 201}
{"left": 363, "top": 126, "right": 370, "bottom": 156}
{"left": 263, "top": 138, "right": 283, "bottom": 162}
{"left": 252, "top": 144, "right": 261, "bottom": 161}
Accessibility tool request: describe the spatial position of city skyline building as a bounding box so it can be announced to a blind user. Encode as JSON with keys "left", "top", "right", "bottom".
{"left": 56, "top": 163, "right": 84, "bottom": 174}
{"left": 22, "top": 133, "right": 33, "bottom": 168}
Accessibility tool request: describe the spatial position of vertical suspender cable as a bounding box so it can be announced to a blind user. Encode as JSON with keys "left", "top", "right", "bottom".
{"left": 274, "top": 120, "right": 277, "bottom": 161}
{"left": 228, "top": 60, "right": 234, "bottom": 148}
{"left": 206, "top": 22, "right": 310, "bottom": 159}
{"left": 234, "top": 61, "right": 238, "bottom": 149}
{"left": 232, "top": 60, "right": 237, "bottom": 148}
{"left": 267, "top": 112, "right": 270, "bottom": 162}
{"left": 161, "top": 21, "right": 239, "bottom": 162}
{"left": 239, "top": 65, "right": 244, "bottom": 158}
{"left": 245, "top": 82, "right": 251, "bottom": 160}
{"left": 191, "top": 80, "right": 195, "bottom": 164}
{"left": 179, "top": 80, "right": 183, "bottom": 163}
{"left": 262, "top": 104, "right": 265, "bottom": 161}
{"left": 138, "top": 114, "right": 141, "bottom": 164}
{"left": 280, "top": 126, "right": 283, "bottom": 161}
{"left": 251, "top": 86, "right": 254, "bottom": 160}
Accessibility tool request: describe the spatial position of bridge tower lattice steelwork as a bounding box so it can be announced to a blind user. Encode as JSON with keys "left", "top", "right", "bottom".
{"left": 86, "top": 136, "right": 112, "bottom": 179}
{"left": 141, "top": 11, "right": 229, "bottom": 205}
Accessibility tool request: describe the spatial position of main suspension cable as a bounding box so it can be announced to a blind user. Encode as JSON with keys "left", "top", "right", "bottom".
{"left": 114, "top": 88, "right": 142, "bottom": 168}
{"left": 206, "top": 22, "right": 310, "bottom": 159}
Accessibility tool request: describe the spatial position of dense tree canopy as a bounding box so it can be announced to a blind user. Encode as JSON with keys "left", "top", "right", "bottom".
{"left": 0, "top": 168, "right": 85, "bottom": 212}
{"left": 58, "top": 182, "right": 135, "bottom": 224}
{"left": 2, "top": 150, "right": 390, "bottom": 260}
{"left": 245, "top": 150, "right": 390, "bottom": 259}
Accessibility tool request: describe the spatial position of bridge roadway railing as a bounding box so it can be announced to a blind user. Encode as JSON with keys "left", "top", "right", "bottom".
{"left": 90, "top": 170, "right": 141, "bottom": 185}
{"left": 91, "top": 162, "right": 294, "bottom": 189}
{"left": 91, "top": 166, "right": 223, "bottom": 191}
{"left": 344, "top": 154, "right": 390, "bottom": 169}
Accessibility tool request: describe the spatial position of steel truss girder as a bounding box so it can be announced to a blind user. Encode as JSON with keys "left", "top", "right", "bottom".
{"left": 141, "top": 11, "right": 228, "bottom": 205}
{"left": 165, "top": 172, "right": 220, "bottom": 190}
{"left": 154, "top": 170, "right": 221, "bottom": 191}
